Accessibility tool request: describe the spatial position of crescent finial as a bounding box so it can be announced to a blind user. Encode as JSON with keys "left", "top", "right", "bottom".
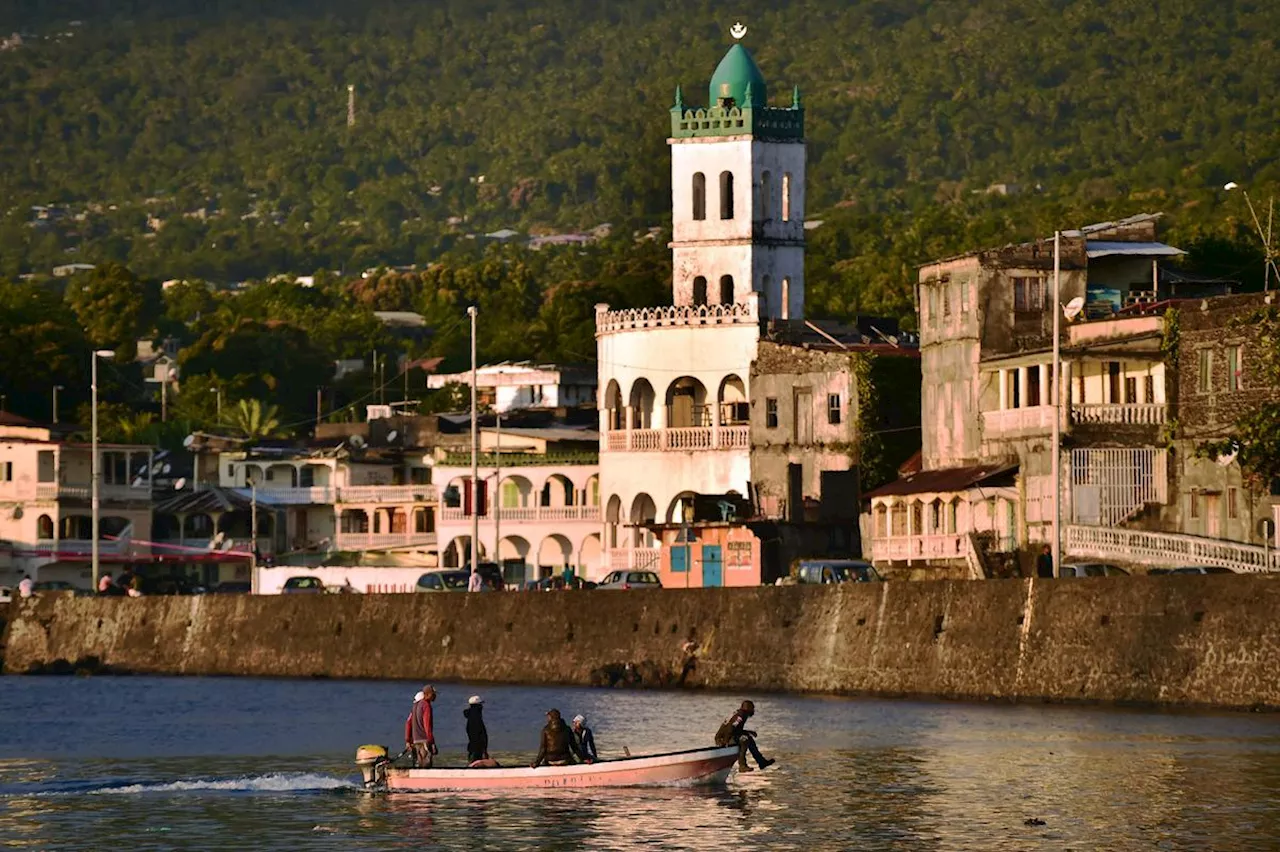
{"left": 730, "top": 22, "right": 747, "bottom": 40}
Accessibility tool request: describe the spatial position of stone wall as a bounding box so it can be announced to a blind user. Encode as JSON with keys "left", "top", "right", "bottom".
{"left": 7, "top": 577, "right": 1280, "bottom": 710}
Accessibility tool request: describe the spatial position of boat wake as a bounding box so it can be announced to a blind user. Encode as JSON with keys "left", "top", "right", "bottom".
{"left": 91, "top": 772, "right": 356, "bottom": 795}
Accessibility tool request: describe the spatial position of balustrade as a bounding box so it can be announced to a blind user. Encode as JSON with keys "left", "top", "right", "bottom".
{"left": 602, "top": 425, "right": 750, "bottom": 452}
{"left": 1070, "top": 403, "right": 1167, "bottom": 425}
{"left": 1067, "top": 525, "right": 1280, "bottom": 573}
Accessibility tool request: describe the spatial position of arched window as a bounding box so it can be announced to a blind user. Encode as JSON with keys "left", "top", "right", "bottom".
{"left": 719, "top": 171, "right": 734, "bottom": 220}
{"left": 759, "top": 171, "right": 772, "bottom": 221}
{"left": 782, "top": 172, "right": 792, "bottom": 222}
{"left": 719, "top": 275, "right": 734, "bottom": 305}
{"left": 37, "top": 514, "right": 54, "bottom": 540}
{"left": 691, "top": 172, "right": 706, "bottom": 221}
{"left": 781, "top": 277, "right": 791, "bottom": 320}
{"left": 692, "top": 276, "right": 708, "bottom": 306}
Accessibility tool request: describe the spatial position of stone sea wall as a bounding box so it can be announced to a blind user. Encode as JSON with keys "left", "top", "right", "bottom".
{"left": 5, "top": 577, "right": 1280, "bottom": 710}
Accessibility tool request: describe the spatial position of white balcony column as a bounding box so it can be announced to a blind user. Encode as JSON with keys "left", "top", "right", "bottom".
{"left": 998, "top": 369, "right": 1008, "bottom": 410}
{"left": 598, "top": 406, "right": 609, "bottom": 433}
{"left": 625, "top": 405, "right": 634, "bottom": 431}
{"left": 1038, "top": 363, "right": 1049, "bottom": 407}
{"left": 1017, "top": 366, "right": 1028, "bottom": 409}
{"left": 1060, "top": 360, "right": 1072, "bottom": 409}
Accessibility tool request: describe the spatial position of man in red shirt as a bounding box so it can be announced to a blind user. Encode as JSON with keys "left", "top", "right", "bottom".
{"left": 404, "top": 685, "right": 438, "bottom": 767}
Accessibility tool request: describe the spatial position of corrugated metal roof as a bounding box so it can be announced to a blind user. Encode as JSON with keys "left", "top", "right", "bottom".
{"left": 864, "top": 463, "right": 1017, "bottom": 499}
{"left": 1085, "top": 241, "right": 1185, "bottom": 259}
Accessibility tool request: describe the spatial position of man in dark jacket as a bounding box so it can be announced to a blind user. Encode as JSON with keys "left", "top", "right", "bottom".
{"left": 715, "top": 700, "right": 774, "bottom": 772}
{"left": 1036, "top": 544, "right": 1054, "bottom": 578}
{"left": 531, "top": 708, "right": 581, "bottom": 768}
{"left": 465, "top": 695, "right": 489, "bottom": 763}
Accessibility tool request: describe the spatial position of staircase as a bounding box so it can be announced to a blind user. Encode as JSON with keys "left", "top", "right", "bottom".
{"left": 1066, "top": 525, "right": 1280, "bottom": 573}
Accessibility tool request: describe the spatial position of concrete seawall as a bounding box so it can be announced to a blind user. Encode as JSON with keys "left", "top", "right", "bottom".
{"left": 5, "top": 577, "right": 1280, "bottom": 710}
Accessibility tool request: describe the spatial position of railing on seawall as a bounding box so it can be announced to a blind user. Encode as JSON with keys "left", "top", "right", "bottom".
{"left": 1066, "top": 525, "right": 1280, "bottom": 573}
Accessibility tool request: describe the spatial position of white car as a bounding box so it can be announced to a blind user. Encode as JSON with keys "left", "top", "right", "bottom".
{"left": 596, "top": 570, "right": 663, "bottom": 590}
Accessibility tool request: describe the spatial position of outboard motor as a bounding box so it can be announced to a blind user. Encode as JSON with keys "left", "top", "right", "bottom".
{"left": 355, "top": 744, "right": 390, "bottom": 789}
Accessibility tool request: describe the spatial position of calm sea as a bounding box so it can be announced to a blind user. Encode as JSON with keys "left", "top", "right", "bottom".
{"left": 1, "top": 676, "right": 1279, "bottom": 850}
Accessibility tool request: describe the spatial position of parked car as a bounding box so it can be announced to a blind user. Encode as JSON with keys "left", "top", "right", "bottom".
{"left": 596, "top": 570, "right": 663, "bottom": 590}
{"left": 1150, "top": 566, "right": 1236, "bottom": 575}
{"left": 1059, "top": 563, "right": 1129, "bottom": 578}
{"left": 139, "top": 574, "right": 207, "bottom": 595}
{"left": 0, "top": 585, "right": 11, "bottom": 603}
{"left": 281, "top": 576, "right": 326, "bottom": 594}
{"left": 416, "top": 570, "right": 470, "bottom": 592}
{"left": 212, "top": 581, "right": 252, "bottom": 594}
{"left": 462, "top": 562, "right": 506, "bottom": 589}
{"left": 792, "top": 559, "right": 883, "bottom": 585}
{"left": 32, "top": 580, "right": 77, "bottom": 594}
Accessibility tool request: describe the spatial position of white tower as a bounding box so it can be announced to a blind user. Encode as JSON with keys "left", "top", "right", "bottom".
{"left": 668, "top": 33, "right": 806, "bottom": 319}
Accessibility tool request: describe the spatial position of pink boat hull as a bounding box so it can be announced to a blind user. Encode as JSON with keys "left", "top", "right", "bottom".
{"left": 386, "top": 746, "right": 741, "bottom": 792}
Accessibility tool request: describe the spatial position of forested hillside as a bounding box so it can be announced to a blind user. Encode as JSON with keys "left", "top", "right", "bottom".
{"left": 1, "top": 0, "right": 1276, "bottom": 281}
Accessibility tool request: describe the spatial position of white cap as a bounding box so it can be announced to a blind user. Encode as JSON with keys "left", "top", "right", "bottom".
{"left": 572, "top": 714, "right": 585, "bottom": 725}
{"left": 413, "top": 691, "right": 424, "bottom": 702}
{"left": 468, "top": 695, "right": 483, "bottom": 705}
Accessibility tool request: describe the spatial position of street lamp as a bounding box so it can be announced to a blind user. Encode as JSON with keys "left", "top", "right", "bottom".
{"left": 468, "top": 306, "right": 479, "bottom": 578}
{"left": 209, "top": 386, "right": 222, "bottom": 423}
{"left": 1224, "top": 181, "right": 1279, "bottom": 290}
{"left": 90, "top": 348, "right": 114, "bottom": 591}
{"left": 52, "top": 385, "right": 64, "bottom": 424}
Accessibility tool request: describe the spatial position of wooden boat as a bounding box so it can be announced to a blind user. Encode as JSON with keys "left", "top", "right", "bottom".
{"left": 355, "top": 744, "right": 740, "bottom": 792}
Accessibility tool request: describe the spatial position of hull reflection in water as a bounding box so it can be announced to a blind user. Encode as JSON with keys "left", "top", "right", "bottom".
{"left": 374, "top": 746, "right": 740, "bottom": 792}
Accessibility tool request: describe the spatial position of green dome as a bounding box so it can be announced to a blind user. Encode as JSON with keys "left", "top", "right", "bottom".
{"left": 708, "top": 43, "right": 767, "bottom": 108}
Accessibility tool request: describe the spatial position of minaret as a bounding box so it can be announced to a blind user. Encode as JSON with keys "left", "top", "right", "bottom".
{"left": 668, "top": 24, "right": 806, "bottom": 320}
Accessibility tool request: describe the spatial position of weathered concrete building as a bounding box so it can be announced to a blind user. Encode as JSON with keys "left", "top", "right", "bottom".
{"left": 866, "top": 213, "right": 1280, "bottom": 574}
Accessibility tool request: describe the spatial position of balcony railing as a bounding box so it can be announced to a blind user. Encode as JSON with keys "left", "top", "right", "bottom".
{"left": 606, "top": 548, "right": 662, "bottom": 572}
{"left": 603, "top": 425, "right": 749, "bottom": 452}
{"left": 981, "top": 406, "right": 1060, "bottom": 437}
{"left": 333, "top": 532, "right": 438, "bottom": 551}
{"left": 1070, "top": 403, "right": 1167, "bottom": 426}
{"left": 34, "top": 483, "right": 152, "bottom": 501}
{"left": 869, "top": 533, "right": 966, "bottom": 563}
{"left": 438, "top": 451, "right": 599, "bottom": 467}
{"left": 440, "top": 505, "right": 602, "bottom": 523}
{"left": 224, "top": 484, "right": 437, "bottom": 505}
{"left": 595, "top": 300, "right": 758, "bottom": 335}
{"left": 1066, "top": 525, "right": 1280, "bottom": 573}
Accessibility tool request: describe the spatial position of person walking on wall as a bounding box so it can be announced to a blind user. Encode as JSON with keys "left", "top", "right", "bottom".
{"left": 570, "top": 714, "right": 598, "bottom": 764}
{"left": 17, "top": 573, "right": 32, "bottom": 598}
{"left": 404, "top": 686, "right": 438, "bottom": 768}
{"left": 1036, "top": 544, "right": 1054, "bottom": 579}
{"left": 715, "top": 700, "right": 774, "bottom": 773}
{"left": 465, "top": 695, "right": 489, "bottom": 764}
{"left": 468, "top": 569, "right": 484, "bottom": 592}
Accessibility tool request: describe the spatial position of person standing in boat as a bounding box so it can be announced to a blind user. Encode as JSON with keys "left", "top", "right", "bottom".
{"left": 570, "top": 714, "right": 598, "bottom": 764}
{"left": 715, "top": 700, "right": 775, "bottom": 772}
{"left": 531, "top": 708, "right": 582, "bottom": 768}
{"left": 465, "top": 695, "right": 489, "bottom": 764}
{"left": 404, "top": 686, "right": 438, "bottom": 768}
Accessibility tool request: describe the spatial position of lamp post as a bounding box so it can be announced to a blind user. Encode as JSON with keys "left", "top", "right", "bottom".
{"left": 468, "top": 306, "right": 479, "bottom": 576}
{"left": 210, "top": 386, "right": 222, "bottom": 424}
{"left": 90, "top": 348, "right": 114, "bottom": 592}
{"left": 52, "top": 385, "right": 64, "bottom": 424}
{"left": 1051, "top": 232, "right": 1062, "bottom": 577}
{"left": 1224, "top": 182, "right": 1279, "bottom": 291}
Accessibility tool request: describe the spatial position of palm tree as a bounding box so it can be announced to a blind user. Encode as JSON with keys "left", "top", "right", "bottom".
{"left": 228, "top": 399, "right": 282, "bottom": 442}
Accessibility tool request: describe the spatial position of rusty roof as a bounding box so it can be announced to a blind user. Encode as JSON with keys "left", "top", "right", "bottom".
{"left": 863, "top": 463, "right": 1017, "bottom": 499}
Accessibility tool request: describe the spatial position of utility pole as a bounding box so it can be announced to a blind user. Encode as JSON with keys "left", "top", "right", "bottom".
{"left": 90, "top": 350, "right": 113, "bottom": 591}
{"left": 316, "top": 387, "right": 324, "bottom": 427}
{"left": 160, "top": 376, "right": 168, "bottom": 423}
{"left": 469, "top": 306, "right": 479, "bottom": 574}
{"left": 250, "top": 476, "right": 258, "bottom": 595}
{"left": 1225, "top": 182, "right": 1280, "bottom": 291}
{"left": 495, "top": 411, "right": 501, "bottom": 575}
{"left": 347, "top": 84, "right": 356, "bottom": 128}
{"left": 52, "top": 384, "right": 63, "bottom": 424}
{"left": 1051, "top": 231, "right": 1062, "bottom": 577}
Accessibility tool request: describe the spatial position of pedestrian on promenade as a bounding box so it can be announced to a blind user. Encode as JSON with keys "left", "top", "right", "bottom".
{"left": 465, "top": 695, "right": 490, "bottom": 764}
{"left": 1036, "top": 544, "right": 1054, "bottom": 578}
{"left": 17, "top": 573, "right": 32, "bottom": 598}
{"left": 468, "top": 569, "right": 484, "bottom": 592}
{"left": 715, "top": 700, "right": 774, "bottom": 773}
{"left": 404, "top": 686, "right": 437, "bottom": 768}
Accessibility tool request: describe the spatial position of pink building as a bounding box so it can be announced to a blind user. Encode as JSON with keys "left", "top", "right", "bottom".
{"left": 648, "top": 522, "right": 761, "bottom": 588}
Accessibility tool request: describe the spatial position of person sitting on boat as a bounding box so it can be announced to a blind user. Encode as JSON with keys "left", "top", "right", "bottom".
{"left": 465, "top": 695, "right": 490, "bottom": 765}
{"left": 404, "top": 686, "right": 438, "bottom": 768}
{"left": 531, "top": 708, "right": 582, "bottom": 768}
{"left": 715, "top": 700, "right": 775, "bottom": 772}
{"left": 570, "top": 714, "right": 598, "bottom": 764}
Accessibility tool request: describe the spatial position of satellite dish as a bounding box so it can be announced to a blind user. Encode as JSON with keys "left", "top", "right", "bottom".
{"left": 386, "top": 430, "right": 399, "bottom": 443}
{"left": 132, "top": 477, "right": 144, "bottom": 487}
{"left": 1063, "top": 297, "right": 1085, "bottom": 320}
{"left": 162, "top": 463, "right": 172, "bottom": 474}
{"left": 174, "top": 477, "right": 187, "bottom": 490}
{"left": 1216, "top": 450, "right": 1238, "bottom": 467}
{"left": 183, "top": 434, "right": 196, "bottom": 448}
{"left": 11, "top": 506, "right": 22, "bottom": 520}
{"left": 349, "top": 434, "right": 366, "bottom": 449}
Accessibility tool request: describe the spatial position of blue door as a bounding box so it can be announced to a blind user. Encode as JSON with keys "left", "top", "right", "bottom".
{"left": 701, "top": 545, "right": 723, "bottom": 587}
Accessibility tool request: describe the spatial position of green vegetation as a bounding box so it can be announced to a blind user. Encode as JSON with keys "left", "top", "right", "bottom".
{"left": 1, "top": 0, "right": 1277, "bottom": 435}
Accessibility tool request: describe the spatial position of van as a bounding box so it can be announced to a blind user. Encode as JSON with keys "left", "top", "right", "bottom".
{"left": 792, "top": 559, "right": 882, "bottom": 585}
